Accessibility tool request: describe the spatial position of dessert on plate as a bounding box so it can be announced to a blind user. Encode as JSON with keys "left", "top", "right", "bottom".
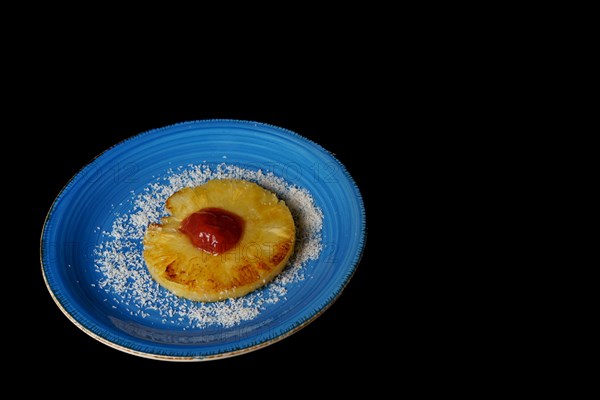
{"left": 143, "top": 179, "right": 296, "bottom": 302}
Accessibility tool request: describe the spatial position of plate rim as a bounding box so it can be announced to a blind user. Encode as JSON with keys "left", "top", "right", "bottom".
{"left": 40, "top": 119, "right": 367, "bottom": 361}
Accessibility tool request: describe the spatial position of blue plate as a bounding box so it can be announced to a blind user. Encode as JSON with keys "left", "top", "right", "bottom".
{"left": 41, "top": 120, "right": 366, "bottom": 360}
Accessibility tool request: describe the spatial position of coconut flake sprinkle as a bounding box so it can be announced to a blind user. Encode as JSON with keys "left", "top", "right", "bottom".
{"left": 93, "top": 163, "right": 323, "bottom": 329}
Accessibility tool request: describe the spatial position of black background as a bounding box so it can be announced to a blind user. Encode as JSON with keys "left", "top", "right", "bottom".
{"left": 6, "top": 14, "right": 521, "bottom": 392}
{"left": 24, "top": 88, "right": 388, "bottom": 379}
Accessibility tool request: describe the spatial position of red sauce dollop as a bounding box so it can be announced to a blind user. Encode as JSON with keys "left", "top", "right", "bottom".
{"left": 180, "top": 208, "right": 244, "bottom": 255}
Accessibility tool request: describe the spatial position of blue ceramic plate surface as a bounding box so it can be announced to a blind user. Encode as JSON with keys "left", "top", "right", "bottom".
{"left": 41, "top": 120, "right": 365, "bottom": 360}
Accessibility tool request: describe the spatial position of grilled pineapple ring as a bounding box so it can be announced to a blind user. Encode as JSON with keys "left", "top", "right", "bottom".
{"left": 143, "top": 179, "right": 296, "bottom": 302}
